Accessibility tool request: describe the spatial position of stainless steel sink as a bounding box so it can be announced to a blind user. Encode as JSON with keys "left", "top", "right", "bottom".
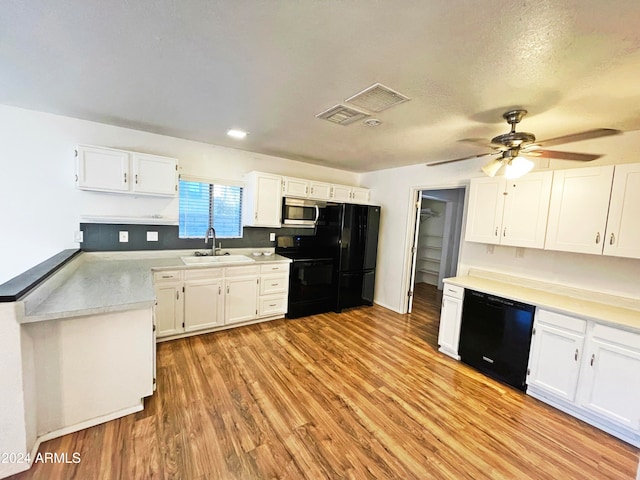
{"left": 181, "top": 254, "right": 255, "bottom": 265}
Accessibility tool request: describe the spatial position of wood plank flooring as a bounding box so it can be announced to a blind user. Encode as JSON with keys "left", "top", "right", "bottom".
{"left": 10, "top": 283, "right": 639, "bottom": 479}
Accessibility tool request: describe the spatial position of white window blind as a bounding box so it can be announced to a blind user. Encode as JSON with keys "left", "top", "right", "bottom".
{"left": 179, "top": 179, "right": 243, "bottom": 238}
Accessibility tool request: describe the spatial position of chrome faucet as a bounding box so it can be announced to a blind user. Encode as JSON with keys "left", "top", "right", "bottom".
{"left": 205, "top": 226, "right": 217, "bottom": 256}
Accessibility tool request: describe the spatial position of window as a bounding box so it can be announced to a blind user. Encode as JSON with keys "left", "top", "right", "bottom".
{"left": 179, "top": 178, "right": 243, "bottom": 238}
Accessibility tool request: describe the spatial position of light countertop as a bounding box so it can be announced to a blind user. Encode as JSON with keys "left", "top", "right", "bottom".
{"left": 445, "top": 271, "right": 640, "bottom": 332}
{"left": 19, "top": 250, "right": 291, "bottom": 324}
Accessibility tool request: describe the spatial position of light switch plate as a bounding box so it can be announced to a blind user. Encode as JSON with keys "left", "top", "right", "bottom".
{"left": 269, "top": 232, "right": 276, "bottom": 242}
{"left": 74, "top": 231, "right": 84, "bottom": 243}
{"left": 147, "top": 231, "right": 159, "bottom": 242}
{"left": 119, "top": 231, "right": 129, "bottom": 243}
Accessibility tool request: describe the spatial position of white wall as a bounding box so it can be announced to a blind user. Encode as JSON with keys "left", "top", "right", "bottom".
{"left": 0, "top": 105, "right": 359, "bottom": 284}
{"left": 361, "top": 131, "right": 640, "bottom": 312}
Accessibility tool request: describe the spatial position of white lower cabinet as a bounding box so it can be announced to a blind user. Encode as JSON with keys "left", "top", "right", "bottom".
{"left": 183, "top": 269, "right": 224, "bottom": 332}
{"left": 527, "top": 309, "right": 640, "bottom": 446}
{"left": 154, "top": 262, "right": 289, "bottom": 340}
{"left": 153, "top": 271, "right": 184, "bottom": 337}
{"left": 527, "top": 309, "right": 586, "bottom": 402}
{"left": 577, "top": 324, "right": 640, "bottom": 431}
{"left": 224, "top": 266, "right": 259, "bottom": 325}
{"left": 437, "top": 283, "right": 464, "bottom": 359}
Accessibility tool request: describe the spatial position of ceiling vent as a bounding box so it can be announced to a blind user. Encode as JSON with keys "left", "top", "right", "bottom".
{"left": 316, "top": 104, "right": 370, "bottom": 126}
{"left": 345, "top": 83, "right": 410, "bottom": 112}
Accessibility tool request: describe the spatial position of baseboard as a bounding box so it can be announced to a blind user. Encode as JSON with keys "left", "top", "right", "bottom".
{"left": 157, "top": 315, "right": 284, "bottom": 342}
{"left": 26, "top": 402, "right": 144, "bottom": 469}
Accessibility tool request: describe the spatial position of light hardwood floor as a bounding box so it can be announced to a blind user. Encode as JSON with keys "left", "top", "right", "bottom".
{"left": 10, "top": 283, "right": 639, "bottom": 479}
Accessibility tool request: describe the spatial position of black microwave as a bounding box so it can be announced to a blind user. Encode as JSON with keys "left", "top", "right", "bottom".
{"left": 282, "top": 198, "right": 326, "bottom": 227}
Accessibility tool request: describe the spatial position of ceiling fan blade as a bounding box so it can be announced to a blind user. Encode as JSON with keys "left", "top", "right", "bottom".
{"left": 537, "top": 128, "right": 621, "bottom": 147}
{"left": 458, "top": 138, "right": 495, "bottom": 148}
{"left": 529, "top": 149, "right": 602, "bottom": 161}
{"left": 426, "top": 152, "right": 496, "bottom": 166}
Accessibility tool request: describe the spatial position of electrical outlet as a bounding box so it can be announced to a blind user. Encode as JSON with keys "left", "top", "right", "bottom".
{"left": 516, "top": 247, "right": 525, "bottom": 258}
{"left": 269, "top": 232, "right": 276, "bottom": 242}
{"left": 74, "top": 231, "right": 84, "bottom": 243}
{"left": 486, "top": 245, "right": 495, "bottom": 254}
{"left": 147, "top": 231, "right": 159, "bottom": 242}
{"left": 119, "top": 231, "right": 129, "bottom": 243}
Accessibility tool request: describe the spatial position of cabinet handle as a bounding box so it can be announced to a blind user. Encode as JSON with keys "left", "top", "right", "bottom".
{"left": 305, "top": 186, "right": 309, "bottom": 194}
{"left": 227, "top": 286, "right": 230, "bottom": 294}
{"left": 590, "top": 353, "right": 595, "bottom": 366}
{"left": 609, "top": 233, "right": 615, "bottom": 245}
{"left": 574, "top": 349, "right": 578, "bottom": 361}
{"left": 595, "top": 232, "right": 601, "bottom": 244}
{"left": 218, "top": 286, "right": 221, "bottom": 294}
{"left": 494, "top": 227, "right": 498, "bottom": 237}
{"left": 135, "top": 174, "right": 138, "bottom": 184}
{"left": 75, "top": 174, "right": 78, "bottom": 182}
{"left": 254, "top": 212, "right": 258, "bottom": 220}
{"left": 124, "top": 172, "right": 127, "bottom": 183}
{"left": 503, "top": 227, "right": 506, "bottom": 237}
{"left": 271, "top": 283, "right": 278, "bottom": 286}
{"left": 176, "top": 291, "right": 179, "bottom": 300}
{"left": 162, "top": 275, "right": 172, "bottom": 278}
{"left": 269, "top": 303, "right": 277, "bottom": 307}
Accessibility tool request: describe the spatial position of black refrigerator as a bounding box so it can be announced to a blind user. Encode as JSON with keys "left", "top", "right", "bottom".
{"left": 334, "top": 204, "right": 380, "bottom": 312}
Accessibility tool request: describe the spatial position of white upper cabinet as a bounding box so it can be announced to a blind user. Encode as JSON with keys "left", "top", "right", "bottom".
{"left": 465, "top": 177, "right": 506, "bottom": 244}
{"left": 465, "top": 171, "right": 552, "bottom": 248}
{"left": 131, "top": 153, "right": 178, "bottom": 196}
{"left": 330, "top": 184, "right": 371, "bottom": 204}
{"left": 282, "top": 177, "right": 309, "bottom": 198}
{"left": 76, "top": 145, "right": 129, "bottom": 192}
{"left": 242, "top": 172, "right": 282, "bottom": 228}
{"left": 602, "top": 163, "right": 640, "bottom": 259}
{"left": 545, "top": 165, "right": 615, "bottom": 254}
{"left": 76, "top": 145, "right": 177, "bottom": 196}
{"left": 309, "top": 181, "right": 332, "bottom": 200}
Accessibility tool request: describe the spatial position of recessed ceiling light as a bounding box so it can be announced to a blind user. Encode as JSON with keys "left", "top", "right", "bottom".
{"left": 363, "top": 118, "right": 382, "bottom": 127}
{"left": 227, "top": 129, "right": 248, "bottom": 139}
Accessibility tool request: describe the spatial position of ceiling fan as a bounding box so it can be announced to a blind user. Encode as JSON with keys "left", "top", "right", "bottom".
{"left": 426, "top": 109, "right": 621, "bottom": 179}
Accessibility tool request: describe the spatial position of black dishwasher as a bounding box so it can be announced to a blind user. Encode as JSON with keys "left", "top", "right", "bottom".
{"left": 458, "top": 289, "right": 535, "bottom": 391}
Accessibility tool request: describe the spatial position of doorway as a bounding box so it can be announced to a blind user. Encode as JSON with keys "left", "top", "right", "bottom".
{"left": 407, "top": 187, "right": 466, "bottom": 313}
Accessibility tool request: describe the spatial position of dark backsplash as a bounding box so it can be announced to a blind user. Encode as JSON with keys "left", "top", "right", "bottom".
{"left": 80, "top": 223, "right": 314, "bottom": 252}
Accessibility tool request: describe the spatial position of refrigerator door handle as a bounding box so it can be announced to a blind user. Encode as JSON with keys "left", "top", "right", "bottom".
{"left": 314, "top": 205, "right": 320, "bottom": 223}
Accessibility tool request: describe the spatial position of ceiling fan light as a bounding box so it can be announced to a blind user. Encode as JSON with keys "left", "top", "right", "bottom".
{"left": 504, "top": 156, "right": 534, "bottom": 179}
{"left": 481, "top": 158, "right": 504, "bottom": 177}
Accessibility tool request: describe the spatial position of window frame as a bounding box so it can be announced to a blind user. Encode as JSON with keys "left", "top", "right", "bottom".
{"left": 178, "top": 175, "right": 244, "bottom": 239}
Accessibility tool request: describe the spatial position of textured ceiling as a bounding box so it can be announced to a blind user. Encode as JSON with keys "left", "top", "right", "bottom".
{"left": 2, "top": 0, "right": 640, "bottom": 172}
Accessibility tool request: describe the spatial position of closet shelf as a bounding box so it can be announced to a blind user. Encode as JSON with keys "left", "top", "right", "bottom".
{"left": 418, "top": 268, "right": 439, "bottom": 275}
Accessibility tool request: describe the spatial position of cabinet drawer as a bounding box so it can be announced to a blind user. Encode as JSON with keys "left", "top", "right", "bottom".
{"left": 537, "top": 309, "right": 587, "bottom": 334}
{"left": 591, "top": 323, "right": 640, "bottom": 349}
{"left": 184, "top": 268, "right": 223, "bottom": 281}
{"left": 260, "top": 274, "right": 289, "bottom": 295}
{"left": 442, "top": 283, "right": 464, "bottom": 300}
{"left": 259, "top": 295, "right": 287, "bottom": 316}
{"left": 153, "top": 270, "right": 182, "bottom": 283}
{"left": 225, "top": 265, "right": 260, "bottom": 277}
{"left": 260, "top": 263, "right": 290, "bottom": 274}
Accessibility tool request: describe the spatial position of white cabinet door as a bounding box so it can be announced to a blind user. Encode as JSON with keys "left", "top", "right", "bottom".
{"left": 154, "top": 282, "right": 184, "bottom": 337}
{"left": 437, "top": 284, "right": 464, "bottom": 359}
{"left": 309, "top": 181, "right": 332, "bottom": 200}
{"left": 464, "top": 177, "right": 506, "bottom": 244}
{"left": 282, "top": 177, "right": 309, "bottom": 198}
{"left": 225, "top": 276, "right": 258, "bottom": 325}
{"left": 578, "top": 325, "right": 640, "bottom": 431}
{"left": 331, "top": 185, "right": 352, "bottom": 202}
{"left": 131, "top": 153, "right": 177, "bottom": 196}
{"left": 603, "top": 163, "right": 640, "bottom": 259}
{"left": 527, "top": 310, "right": 586, "bottom": 402}
{"left": 76, "top": 145, "right": 129, "bottom": 192}
{"left": 243, "top": 172, "right": 283, "bottom": 227}
{"left": 545, "top": 166, "right": 614, "bottom": 254}
{"left": 501, "top": 171, "right": 553, "bottom": 248}
{"left": 184, "top": 278, "right": 224, "bottom": 332}
{"left": 351, "top": 187, "right": 371, "bottom": 204}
